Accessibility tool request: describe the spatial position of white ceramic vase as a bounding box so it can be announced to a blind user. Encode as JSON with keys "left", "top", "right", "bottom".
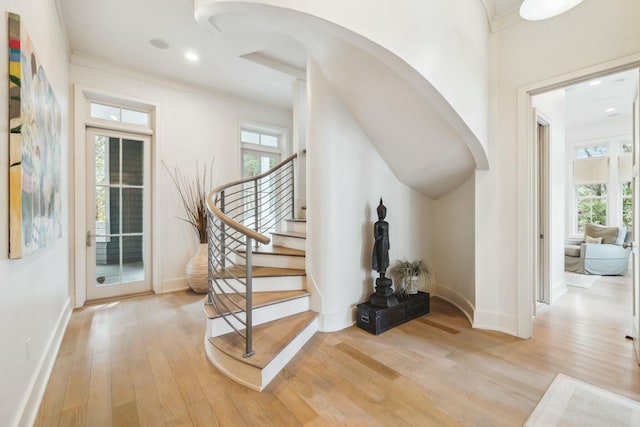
{"left": 186, "top": 243, "right": 209, "bottom": 293}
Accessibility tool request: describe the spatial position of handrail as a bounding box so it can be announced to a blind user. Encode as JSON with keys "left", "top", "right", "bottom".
{"left": 205, "top": 152, "right": 298, "bottom": 358}
{"left": 206, "top": 153, "right": 297, "bottom": 245}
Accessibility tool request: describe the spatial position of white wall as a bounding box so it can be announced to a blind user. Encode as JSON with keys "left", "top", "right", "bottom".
{"left": 0, "top": 1, "right": 71, "bottom": 426}
{"left": 478, "top": 0, "right": 640, "bottom": 335}
{"left": 432, "top": 174, "right": 475, "bottom": 322}
{"left": 306, "top": 58, "right": 433, "bottom": 331}
{"left": 532, "top": 90, "right": 566, "bottom": 302}
{"left": 70, "top": 59, "right": 293, "bottom": 294}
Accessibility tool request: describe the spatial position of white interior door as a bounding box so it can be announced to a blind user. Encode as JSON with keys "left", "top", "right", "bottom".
{"left": 86, "top": 128, "right": 151, "bottom": 300}
{"left": 631, "top": 76, "right": 640, "bottom": 365}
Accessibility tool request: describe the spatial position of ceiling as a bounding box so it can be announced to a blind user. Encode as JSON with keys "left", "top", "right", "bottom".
{"left": 58, "top": 0, "right": 528, "bottom": 109}
{"left": 59, "top": 0, "right": 638, "bottom": 134}
{"left": 564, "top": 69, "right": 639, "bottom": 129}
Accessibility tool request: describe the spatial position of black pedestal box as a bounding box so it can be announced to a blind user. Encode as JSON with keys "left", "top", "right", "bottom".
{"left": 356, "top": 291, "right": 430, "bottom": 335}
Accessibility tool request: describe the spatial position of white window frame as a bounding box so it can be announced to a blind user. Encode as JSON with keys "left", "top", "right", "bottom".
{"left": 568, "top": 138, "right": 633, "bottom": 237}
{"left": 239, "top": 122, "right": 288, "bottom": 178}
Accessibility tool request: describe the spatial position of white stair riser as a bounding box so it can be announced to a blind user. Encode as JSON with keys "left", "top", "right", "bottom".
{"left": 285, "top": 221, "right": 306, "bottom": 234}
{"left": 204, "top": 316, "right": 318, "bottom": 391}
{"left": 271, "top": 234, "right": 306, "bottom": 251}
{"left": 212, "top": 275, "right": 306, "bottom": 293}
{"left": 230, "top": 252, "right": 305, "bottom": 270}
{"left": 238, "top": 253, "right": 305, "bottom": 269}
{"left": 207, "top": 296, "right": 310, "bottom": 338}
{"left": 260, "top": 316, "right": 317, "bottom": 390}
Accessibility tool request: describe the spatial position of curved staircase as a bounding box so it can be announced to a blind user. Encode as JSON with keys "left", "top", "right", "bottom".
{"left": 203, "top": 156, "right": 318, "bottom": 391}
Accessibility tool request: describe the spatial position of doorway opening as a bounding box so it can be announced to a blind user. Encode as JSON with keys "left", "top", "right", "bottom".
{"left": 529, "top": 68, "right": 639, "bottom": 363}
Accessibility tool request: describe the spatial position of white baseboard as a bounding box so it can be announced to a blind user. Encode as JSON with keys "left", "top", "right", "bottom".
{"left": 552, "top": 279, "right": 568, "bottom": 303}
{"left": 18, "top": 298, "right": 72, "bottom": 427}
{"left": 161, "top": 277, "right": 189, "bottom": 293}
{"left": 432, "top": 284, "right": 475, "bottom": 326}
{"left": 318, "top": 306, "right": 354, "bottom": 332}
{"left": 473, "top": 310, "right": 517, "bottom": 336}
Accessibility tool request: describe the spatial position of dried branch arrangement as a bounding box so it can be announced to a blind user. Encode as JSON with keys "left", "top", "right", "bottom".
{"left": 163, "top": 159, "right": 215, "bottom": 243}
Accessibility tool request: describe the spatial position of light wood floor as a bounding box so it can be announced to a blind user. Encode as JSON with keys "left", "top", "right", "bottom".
{"left": 35, "top": 276, "right": 640, "bottom": 426}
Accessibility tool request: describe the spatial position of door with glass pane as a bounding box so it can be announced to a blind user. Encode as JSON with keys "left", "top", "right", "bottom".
{"left": 86, "top": 129, "right": 151, "bottom": 300}
{"left": 241, "top": 149, "right": 281, "bottom": 233}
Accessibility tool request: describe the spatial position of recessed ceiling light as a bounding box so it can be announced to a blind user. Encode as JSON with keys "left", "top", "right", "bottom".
{"left": 150, "top": 38, "right": 169, "bottom": 50}
{"left": 588, "top": 80, "right": 602, "bottom": 87}
{"left": 185, "top": 51, "right": 199, "bottom": 62}
{"left": 604, "top": 107, "right": 616, "bottom": 113}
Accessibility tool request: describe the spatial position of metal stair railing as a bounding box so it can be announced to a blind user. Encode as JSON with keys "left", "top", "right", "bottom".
{"left": 205, "top": 153, "right": 297, "bottom": 357}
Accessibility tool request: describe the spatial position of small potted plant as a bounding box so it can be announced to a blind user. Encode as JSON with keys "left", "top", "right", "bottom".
{"left": 389, "top": 259, "right": 432, "bottom": 296}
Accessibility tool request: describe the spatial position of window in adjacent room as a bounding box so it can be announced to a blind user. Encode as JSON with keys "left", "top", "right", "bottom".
{"left": 576, "top": 184, "right": 608, "bottom": 232}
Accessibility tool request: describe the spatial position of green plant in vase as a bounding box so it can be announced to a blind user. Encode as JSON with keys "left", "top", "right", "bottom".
{"left": 389, "top": 259, "right": 432, "bottom": 297}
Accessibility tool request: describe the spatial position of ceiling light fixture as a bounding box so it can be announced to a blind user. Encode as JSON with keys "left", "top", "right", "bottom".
{"left": 604, "top": 107, "right": 616, "bottom": 113}
{"left": 588, "top": 79, "right": 602, "bottom": 87}
{"left": 185, "top": 50, "right": 199, "bottom": 62}
{"left": 520, "top": 0, "right": 584, "bottom": 21}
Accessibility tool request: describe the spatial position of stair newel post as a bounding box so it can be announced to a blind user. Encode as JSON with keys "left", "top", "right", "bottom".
{"left": 220, "top": 190, "right": 226, "bottom": 269}
{"left": 244, "top": 234, "right": 254, "bottom": 358}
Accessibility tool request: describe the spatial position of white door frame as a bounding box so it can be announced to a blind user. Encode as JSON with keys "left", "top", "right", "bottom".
{"left": 516, "top": 53, "right": 640, "bottom": 338}
{"left": 73, "top": 86, "right": 159, "bottom": 307}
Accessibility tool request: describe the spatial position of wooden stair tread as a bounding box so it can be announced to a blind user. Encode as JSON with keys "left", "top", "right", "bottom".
{"left": 213, "top": 265, "right": 305, "bottom": 279}
{"left": 209, "top": 311, "right": 318, "bottom": 369}
{"left": 271, "top": 231, "right": 306, "bottom": 239}
{"left": 204, "top": 290, "right": 310, "bottom": 319}
{"left": 239, "top": 244, "right": 305, "bottom": 257}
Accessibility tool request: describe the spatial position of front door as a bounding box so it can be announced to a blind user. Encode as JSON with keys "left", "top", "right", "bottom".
{"left": 86, "top": 128, "right": 151, "bottom": 300}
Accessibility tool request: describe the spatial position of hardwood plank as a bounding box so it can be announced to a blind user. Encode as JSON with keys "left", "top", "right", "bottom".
{"left": 35, "top": 275, "right": 640, "bottom": 426}
{"left": 112, "top": 401, "right": 140, "bottom": 427}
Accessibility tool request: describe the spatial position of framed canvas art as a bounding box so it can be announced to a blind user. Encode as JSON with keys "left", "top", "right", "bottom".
{"left": 8, "top": 12, "right": 62, "bottom": 259}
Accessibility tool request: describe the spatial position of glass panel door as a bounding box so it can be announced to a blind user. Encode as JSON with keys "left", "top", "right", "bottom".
{"left": 241, "top": 149, "right": 280, "bottom": 233}
{"left": 86, "top": 129, "right": 151, "bottom": 300}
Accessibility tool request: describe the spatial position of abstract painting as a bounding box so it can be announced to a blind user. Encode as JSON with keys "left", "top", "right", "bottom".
{"left": 8, "top": 13, "right": 62, "bottom": 259}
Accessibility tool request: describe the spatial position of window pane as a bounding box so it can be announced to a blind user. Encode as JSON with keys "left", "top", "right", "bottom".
{"left": 95, "top": 236, "right": 121, "bottom": 286}
{"left": 121, "top": 109, "right": 149, "bottom": 126}
{"left": 122, "top": 236, "right": 144, "bottom": 283}
{"left": 95, "top": 186, "right": 107, "bottom": 227}
{"left": 122, "top": 188, "right": 144, "bottom": 234}
{"left": 90, "top": 103, "right": 120, "bottom": 121}
{"left": 243, "top": 153, "right": 260, "bottom": 178}
{"left": 577, "top": 184, "right": 607, "bottom": 197}
{"left": 121, "top": 139, "right": 144, "bottom": 186}
{"left": 241, "top": 130, "right": 260, "bottom": 145}
{"left": 109, "top": 187, "right": 121, "bottom": 235}
{"left": 94, "top": 136, "right": 109, "bottom": 185}
{"left": 109, "top": 137, "right": 121, "bottom": 184}
{"left": 260, "top": 134, "right": 278, "bottom": 147}
{"left": 622, "top": 143, "right": 633, "bottom": 154}
{"left": 576, "top": 145, "right": 608, "bottom": 159}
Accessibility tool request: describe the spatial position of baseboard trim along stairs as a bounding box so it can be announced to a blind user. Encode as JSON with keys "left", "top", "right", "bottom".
{"left": 204, "top": 218, "right": 316, "bottom": 391}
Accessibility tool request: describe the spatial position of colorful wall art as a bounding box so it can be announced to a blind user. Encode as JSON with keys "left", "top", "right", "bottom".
{"left": 8, "top": 13, "right": 62, "bottom": 259}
